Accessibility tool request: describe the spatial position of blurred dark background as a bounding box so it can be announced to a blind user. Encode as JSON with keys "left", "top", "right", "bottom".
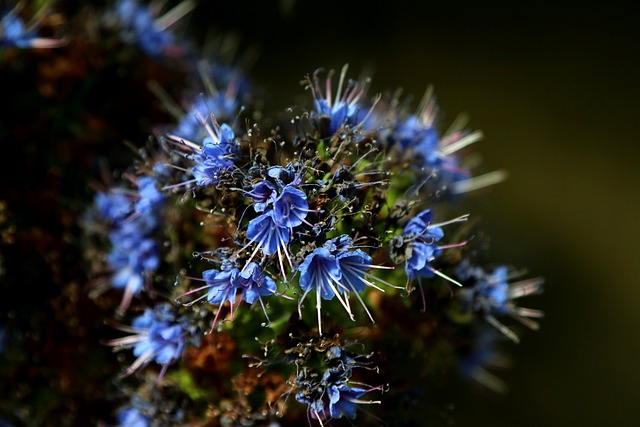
{"left": 193, "top": 1, "right": 640, "bottom": 425}
{"left": 2, "top": 0, "right": 639, "bottom": 425}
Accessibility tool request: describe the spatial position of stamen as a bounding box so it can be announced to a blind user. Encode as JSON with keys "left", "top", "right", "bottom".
{"left": 335, "top": 64, "right": 349, "bottom": 106}
{"left": 439, "top": 130, "right": 483, "bottom": 156}
{"left": 146, "top": 80, "right": 184, "bottom": 120}
{"left": 429, "top": 214, "right": 470, "bottom": 229}
{"left": 341, "top": 275, "right": 376, "bottom": 323}
{"left": 155, "top": 0, "right": 196, "bottom": 30}
{"left": 427, "top": 267, "right": 463, "bottom": 287}
{"left": 316, "top": 287, "right": 323, "bottom": 336}
{"left": 485, "top": 314, "right": 520, "bottom": 344}
{"left": 452, "top": 170, "right": 508, "bottom": 194}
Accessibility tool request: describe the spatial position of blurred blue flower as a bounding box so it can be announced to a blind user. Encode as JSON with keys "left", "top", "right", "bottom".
{"left": 173, "top": 96, "right": 239, "bottom": 142}
{"left": 107, "top": 304, "right": 186, "bottom": 377}
{"left": 116, "top": 406, "right": 150, "bottom": 427}
{"left": 308, "top": 64, "right": 370, "bottom": 135}
{"left": 1, "top": 8, "right": 64, "bottom": 49}
{"left": 455, "top": 261, "right": 544, "bottom": 343}
{"left": 114, "top": 0, "right": 193, "bottom": 58}
{"left": 94, "top": 190, "right": 132, "bottom": 223}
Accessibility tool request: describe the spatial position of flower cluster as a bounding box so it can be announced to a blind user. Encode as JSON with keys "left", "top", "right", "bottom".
{"left": 26, "top": 1, "right": 550, "bottom": 425}
{"left": 284, "top": 334, "right": 380, "bottom": 422}
{"left": 93, "top": 173, "right": 167, "bottom": 313}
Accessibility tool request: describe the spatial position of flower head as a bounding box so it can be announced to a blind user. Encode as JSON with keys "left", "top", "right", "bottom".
{"left": 389, "top": 208, "right": 468, "bottom": 310}
{"left": 289, "top": 336, "right": 380, "bottom": 423}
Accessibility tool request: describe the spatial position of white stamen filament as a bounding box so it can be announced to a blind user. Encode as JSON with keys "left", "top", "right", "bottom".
{"left": 155, "top": 0, "right": 196, "bottom": 30}
{"left": 428, "top": 267, "right": 463, "bottom": 287}
{"left": 429, "top": 214, "right": 470, "bottom": 229}
{"left": 452, "top": 170, "right": 508, "bottom": 194}
{"left": 486, "top": 314, "right": 520, "bottom": 344}
{"left": 439, "top": 130, "right": 483, "bottom": 156}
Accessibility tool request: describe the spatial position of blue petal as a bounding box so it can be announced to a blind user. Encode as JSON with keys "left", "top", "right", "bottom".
{"left": 273, "top": 186, "right": 308, "bottom": 227}
{"left": 299, "top": 248, "right": 341, "bottom": 300}
{"left": 336, "top": 249, "right": 371, "bottom": 293}
{"left": 246, "top": 211, "right": 291, "bottom": 256}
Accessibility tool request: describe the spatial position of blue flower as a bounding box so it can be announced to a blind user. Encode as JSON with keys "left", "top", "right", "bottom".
{"left": 202, "top": 268, "right": 239, "bottom": 306}
{"left": 326, "top": 384, "right": 367, "bottom": 419}
{"left": 1, "top": 10, "right": 36, "bottom": 48}
{"left": 246, "top": 210, "right": 291, "bottom": 257}
{"left": 237, "top": 262, "right": 277, "bottom": 304}
{"left": 298, "top": 247, "right": 346, "bottom": 335}
{"left": 173, "top": 96, "right": 240, "bottom": 142}
{"left": 378, "top": 86, "right": 506, "bottom": 197}
{"left": 297, "top": 382, "right": 372, "bottom": 421}
{"left": 307, "top": 64, "right": 371, "bottom": 135}
{"left": 107, "top": 234, "right": 160, "bottom": 313}
{"left": 297, "top": 235, "right": 395, "bottom": 332}
{"left": 102, "top": 175, "right": 167, "bottom": 314}
{"left": 299, "top": 247, "right": 341, "bottom": 300}
{"left": 395, "top": 209, "right": 468, "bottom": 310}
{"left": 273, "top": 185, "right": 310, "bottom": 228}
{"left": 114, "top": 0, "right": 193, "bottom": 58}
{"left": 134, "top": 177, "right": 165, "bottom": 216}
{"left": 95, "top": 190, "right": 132, "bottom": 223}
{"left": 246, "top": 180, "right": 277, "bottom": 212}
{"left": 394, "top": 115, "right": 439, "bottom": 153}
{"left": 1, "top": 9, "right": 63, "bottom": 49}
{"left": 179, "top": 263, "right": 276, "bottom": 331}
{"left": 107, "top": 304, "right": 186, "bottom": 378}
{"left": 477, "top": 266, "right": 510, "bottom": 312}
{"left": 455, "top": 261, "right": 544, "bottom": 343}
{"left": 402, "top": 209, "right": 445, "bottom": 280}
{"left": 191, "top": 123, "right": 237, "bottom": 186}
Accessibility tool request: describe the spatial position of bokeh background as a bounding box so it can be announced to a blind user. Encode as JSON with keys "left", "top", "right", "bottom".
{"left": 2, "top": 0, "right": 638, "bottom": 426}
